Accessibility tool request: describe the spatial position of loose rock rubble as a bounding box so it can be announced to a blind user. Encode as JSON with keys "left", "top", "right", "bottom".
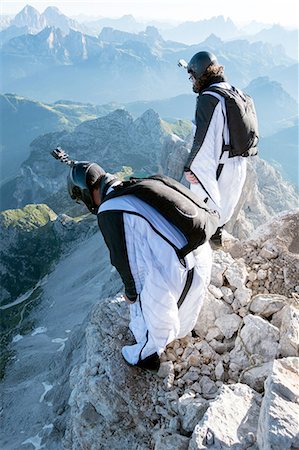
{"left": 62, "top": 211, "right": 299, "bottom": 450}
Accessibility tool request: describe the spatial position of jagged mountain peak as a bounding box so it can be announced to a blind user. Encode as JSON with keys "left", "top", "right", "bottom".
{"left": 202, "top": 33, "right": 223, "bottom": 45}
{"left": 12, "top": 4, "right": 45, "bottom": 30}
{"left": 43, "top": 6, "right": 62, "bottom": 15}
{"left": 16, "top": 4, "right": 40, "bottom": 17}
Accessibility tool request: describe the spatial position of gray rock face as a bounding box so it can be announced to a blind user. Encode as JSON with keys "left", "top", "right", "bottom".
{"left": 230, "top": 315, "right": 280, "bottom": 370}
{"left": 162, "top": 139, "right": 298, "bottom": 241}
{"left": 278, "top": 306, "right": 299, "bottom": 357}
{"left": 257, "top": 357, "right": 299, "bottom": 450}
{"left": 225, "top": 158, "right": 298, "bottom": 239}
{"left": 61, "top": 210, "right": 298, "bottom": 449}
{"left": 249, "top": 294, "right": 286, "bottom": 317}
{"left": 10, "top": 108, "right": 167, "bottom": 211}
{"left": 224, "top": 210, "right": 299, "bottom": 297}
{"left": 65, "top": 295, "right": 159, "bottom": 449}
{"left": 189, "top": 384, "right": 261, "bottom": 450}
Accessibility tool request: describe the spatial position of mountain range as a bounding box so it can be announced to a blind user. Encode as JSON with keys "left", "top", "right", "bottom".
{"left": 1, "top": 24, "right": 295, "bottom": 105}
{"left": 0, "top": 93, "right": 112, "bottom": 183}
{"left": 1, "top": 73, "right": 298, "bottom": 199}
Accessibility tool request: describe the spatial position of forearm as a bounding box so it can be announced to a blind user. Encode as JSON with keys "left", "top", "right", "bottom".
{"left": 98, "top": 210, "right": 138, "bottom": 302}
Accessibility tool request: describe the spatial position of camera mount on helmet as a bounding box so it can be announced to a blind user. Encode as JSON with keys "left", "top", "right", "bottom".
{"left": 51, "top": 147, "right": 76, "bottom": 166}
{"left": 50, "top": 146, "right": 105, "bottom": 214}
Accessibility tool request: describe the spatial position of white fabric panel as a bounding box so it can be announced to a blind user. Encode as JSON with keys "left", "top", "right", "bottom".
{"left": 99, "top": 194, "right": 188, "bottom": 249}
{"left": 123, "top": 213, "right": 212, "bottom": 364}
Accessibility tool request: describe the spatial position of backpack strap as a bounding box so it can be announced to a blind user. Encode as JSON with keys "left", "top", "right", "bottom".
{"left": 202, "top": 87, "right": 231, "bottom": 180}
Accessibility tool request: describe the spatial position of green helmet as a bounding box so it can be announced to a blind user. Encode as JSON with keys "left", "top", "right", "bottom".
{"left": 187, "top": 51, "right": 218, "bottom": 80}
{"left": 67, "top": 161, "right": 105, "bottom": 214}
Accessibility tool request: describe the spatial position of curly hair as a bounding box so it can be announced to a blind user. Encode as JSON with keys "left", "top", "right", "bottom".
{"left": 192, "top": 64, "right": 225, "bottom": 93}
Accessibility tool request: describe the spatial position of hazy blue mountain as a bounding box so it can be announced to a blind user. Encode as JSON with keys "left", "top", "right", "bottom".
{"left": 83, "top": 14, "right": 144, "bottom": 35}
{"left": 41, "top": 6, "right": 82, "bottom": 34}
{"left": 9, "top": 4, "right": 85, "bottom": 35}
{"left": 0, "top": 15, "right": 12, "bottom": 30}
{"left": 0, "top": 93, "right": 111, "bottom": 184}
{"left": 11, "top": 4, "right": 46, "bottom": 32}
{"left": 245, "top": 76, "right": 298, "bottom": 136}
{"left": 240, "top": 21, "right": 272, "bottom": 35}
{"left": 271, "top": 63, "right": 298, "bottom": 101}
{"left": 162, "top": 16, "right": 239, "bottom": 44}
{"left": 125, "top": 76, "right": 298, "bottom": 132}
{"left": 125, "top": 94, "right": 195, "bottom": 120}
{"left": 0, "top": 25, "right": 29, "bottom": 47}
{"left": 0, "top": 108, "right": 171, "bottom": 212}
{"left": 247, "top": 24, "right": 298, "bottom": 59}
{"left": 258, "top": 121, "right": 298, "bottom": 187}
{"left": 1, "top": 26, "right": 294, "bottom": 104}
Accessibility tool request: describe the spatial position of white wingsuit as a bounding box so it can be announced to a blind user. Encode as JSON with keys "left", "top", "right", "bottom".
{"left": 187, "top": 82, "right": 247, "bottom": 227}
{"left": 98, "top": 193, "right": 212, "bottom": 365}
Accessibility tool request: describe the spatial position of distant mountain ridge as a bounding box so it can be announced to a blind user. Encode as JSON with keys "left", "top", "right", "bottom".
{"left": 10, "top": 4, "right": 84, "bottom": 34}
{"left": 0, "top": 93, "right": 112, "bottom": 184}
{"left": 162, "top": 15, "right": 239, "bottom": 44}
{"left": 1, "top": 23, "right": 293, "bottom": 104}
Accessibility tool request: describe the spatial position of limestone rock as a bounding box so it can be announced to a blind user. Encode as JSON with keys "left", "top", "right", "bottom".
{"left": 257, "top": 357, "right": 299, "bottom": 450}
{"left": 189, "top": 384, "right": 261, "bottom": 450}
{"left": 65, "top": 296, "right": 159, "bottom": 450}
{"left": 234, "top": 286, "right": 252, "bottom": 307}
{"left": 194, "top": 293, "right": 232, "bottom": 339}
{"left": 241, "top": 361, "right": 274, "bottom": 393}
{"left": 177, "top": 392, "right": 208, "bottom": 433}
{"left": 224, "top": 260, "right": 248, "bottom": 289}
{"left": 211, "top": 251, "right": 235, "bottom": 288}
{"left": 215, "top": 314, "right": 242, "bottom": 339}
{"left": 230, "top": 315, "right": 279, "bottom": 371}
{"left": 154, "top": 431, "right": 189, "bottom": 450}
{"left": 249, "top": 294, "right": 286, "bottom": 318}
{"left": 278, "top": 306, "right": 299, "bottom": 357}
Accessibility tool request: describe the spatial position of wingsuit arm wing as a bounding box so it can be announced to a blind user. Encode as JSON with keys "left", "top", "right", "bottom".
{"left": 97, "top": 210, "right": 138, "bottom": 302}
{"left": 184, "top": 94, "right": 220, "bottom": 170}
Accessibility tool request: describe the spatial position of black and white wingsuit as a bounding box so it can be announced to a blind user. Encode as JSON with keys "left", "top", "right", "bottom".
{"left": 97, "top": 180, "right": 212, "bottom": 366}
{"left": 185, "top": 81, "right": 247, "bottom": 227}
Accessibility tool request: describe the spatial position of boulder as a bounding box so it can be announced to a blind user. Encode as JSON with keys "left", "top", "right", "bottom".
{"left": 215, "top": 314, "right": 242, "bottom": 339}
{"left": 257, "top": 357, "right": 299, "bottom": 450}
{"left": 177, "top": 392, "right": 208, "bottom": 433}
{"left": 249, "top": 294, "right": 286, "bottom": 318}
{"left": 278, "top": 305, "right": 299, "bottom": 357}
{"left": 189, "top": 384, "right": 261, "bottom": 450}
{"left": 230, "top": 315, "right": 279, "bottom": 370}
{"left": 194, "top": 293, "right": 232, "bottom": 339}
{"left": 224, "top": 261, "right": 248, "bottom": 289}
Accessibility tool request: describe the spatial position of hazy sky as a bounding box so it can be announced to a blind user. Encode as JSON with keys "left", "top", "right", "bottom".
{"left": 1, "top": 0, "right": 299, "bottom": 27}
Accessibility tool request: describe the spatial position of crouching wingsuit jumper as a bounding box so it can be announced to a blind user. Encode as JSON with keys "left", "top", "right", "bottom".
{"left": 53, "top": 149, "right": 216, "bottom": 372}
{"left": 97, "top": 187, "right": 212, "bottom": 369}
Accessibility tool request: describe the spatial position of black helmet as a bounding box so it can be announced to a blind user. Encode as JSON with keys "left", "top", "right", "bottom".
{"left": 67, "top": 161, "right": 105, "bottom": 214}
{"left": 187, "top": 51, "right": 218, "bottom": 80}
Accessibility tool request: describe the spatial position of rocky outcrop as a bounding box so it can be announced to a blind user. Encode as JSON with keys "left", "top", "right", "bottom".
{"left": 58, "top": 211, "right": 299, "bottom": 450}
{"left": 9, "top": 108, "right": 167, "bottom": 212}
{"left": 161, "top": 138, "right": 299, "bottom": 240}
{"left": 0, "top": 205, "right": 97, "bottom": 304}
{"left": 224, "top": 209, "right": 299, "bottom": 297}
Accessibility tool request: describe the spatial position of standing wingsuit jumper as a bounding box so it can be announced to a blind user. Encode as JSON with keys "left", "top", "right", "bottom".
{"left": 56, "top": 152, "right": 215, "bottom": 372}
{"left": 180, "top": 51, "right": 249, "bottom": 246}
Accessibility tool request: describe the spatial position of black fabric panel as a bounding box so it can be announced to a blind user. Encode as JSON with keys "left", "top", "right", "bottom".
{"left": 97, "top": 210, "right": 137, "bottom": 301}
{"left": 185, "top": 94, "right": 220, "bottom": 169}
{"left": 177, "top": 268, "right": 194, "bottom": 309}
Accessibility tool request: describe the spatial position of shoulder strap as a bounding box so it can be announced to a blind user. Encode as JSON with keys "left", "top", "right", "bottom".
{"left": 201, "top": 87, "right": 231, "bottom": 180}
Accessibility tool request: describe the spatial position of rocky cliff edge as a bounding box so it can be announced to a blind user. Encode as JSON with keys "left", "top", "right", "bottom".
{"left": 49, "top": 210, "right": 299, "bottom": 450}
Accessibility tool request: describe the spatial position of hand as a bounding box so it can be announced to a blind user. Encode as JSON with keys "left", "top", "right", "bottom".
{"left": 184, "top": 171, "right": 199, "bottom": 184}
{"left": 123, "top": 294, "right": 136, "bottom": 304}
